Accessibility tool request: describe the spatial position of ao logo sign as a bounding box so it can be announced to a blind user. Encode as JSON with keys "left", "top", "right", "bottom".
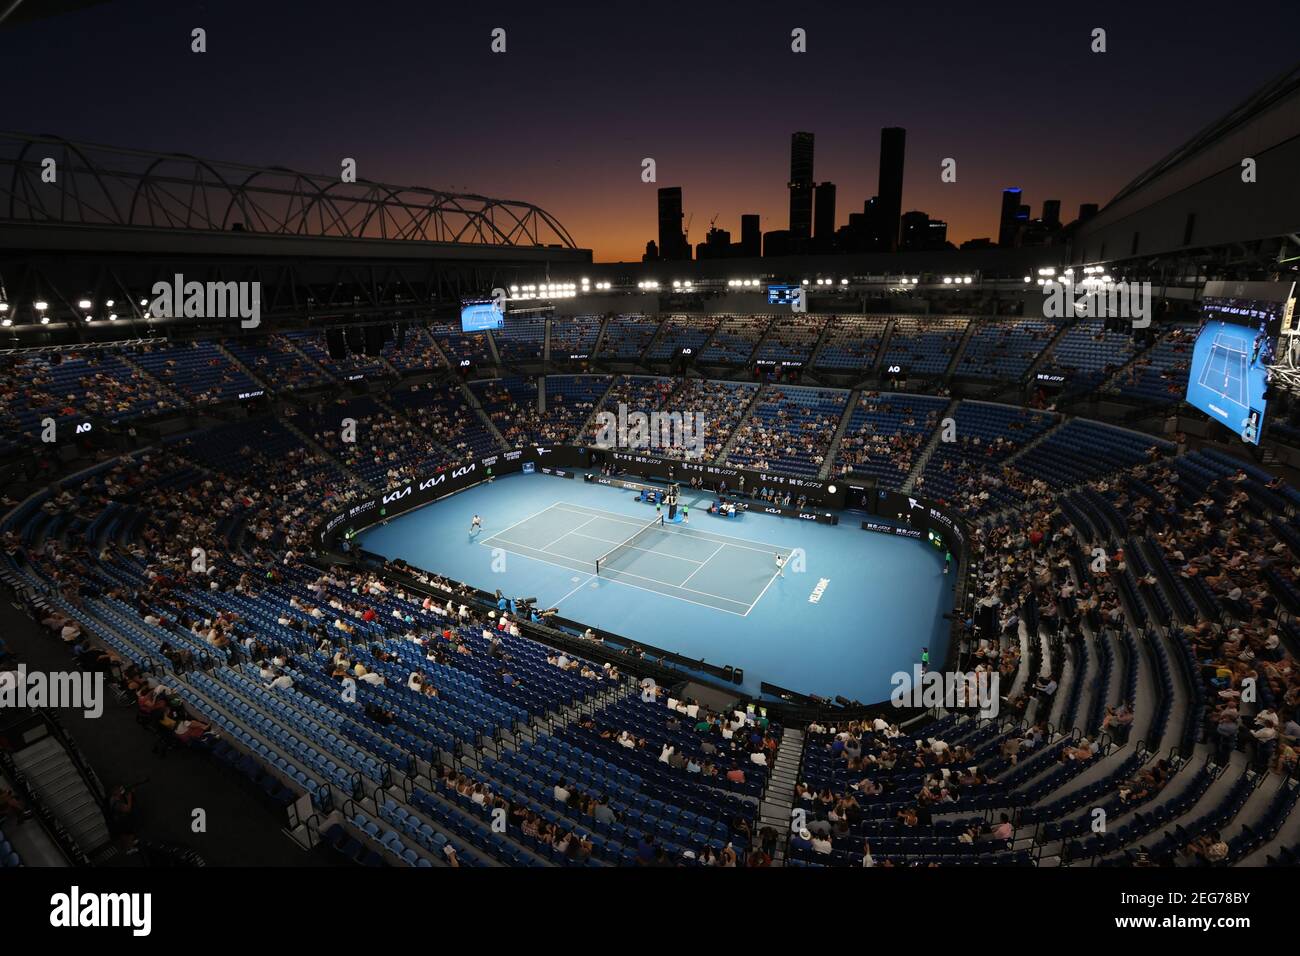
{"left": 886, "top": 365, "right": 902, "bottom": 374}
{"left": 75, "top": 422, "right": 93, "bottom": 434}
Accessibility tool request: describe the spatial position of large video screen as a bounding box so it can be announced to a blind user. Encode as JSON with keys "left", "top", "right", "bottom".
{"left": 767, "top": 284, "right": 800, "bottom": 305}
{"left": 1184, "top": 293, "right": 1284, "bottom": 444}
{"left": 461, "top": 297, "right": 504, "bottom": 332}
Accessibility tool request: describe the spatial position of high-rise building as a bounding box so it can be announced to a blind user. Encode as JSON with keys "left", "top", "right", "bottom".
{"left": 877, "top": 127, "right": 906, "bottom": 252}
{"left": 998, "top": 187, "right": 1023, "bottom": 247}
{"left": 697, "top": 225, "right": 733, "bottom": 260}
{"left": 814, "top": 182, "right": 836, "bottom": 249}
{"left": 900, "top": 210, "right": 930, "bottom": 251}
{"left": 900, "top": 210, "right": 949, "bottom": 251}
{"left": 657, "top": 186, "right": 690, "bottom": 261}
{"left": 861, "top": 195, "right": 885, "bottom": 250}
{"left": 1078, "top": 203, "right": 1099, "bottom": 223}
{"left": 1042, "top": 199, "right": 1061, "bottom": 227}
{"left": 927, "top": 219, "right": 948, "bottom": 248}
{"left": 740, "top": 214, "right": 761, "bottom": 258}
{"left": 788, "top": 132, "right": 815, "bottom": 241}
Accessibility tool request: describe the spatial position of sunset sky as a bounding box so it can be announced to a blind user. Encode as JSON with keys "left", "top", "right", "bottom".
{"left": 6, "top": 0, "right": 1298, "bottom": 261}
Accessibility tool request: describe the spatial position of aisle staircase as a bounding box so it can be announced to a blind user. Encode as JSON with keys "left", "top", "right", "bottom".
{"left": 757, "top": 728, "right": 803, "bottom": 866}
{"left": 10, "top": 735, "right": 112, "bottom": 855}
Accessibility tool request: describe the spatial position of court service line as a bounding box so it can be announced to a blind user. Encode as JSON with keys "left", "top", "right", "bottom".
{"left": 536, "top": 514, "right": 602, "bottom": 552}
{"left": 479, "top": 536, "right": 750, "bottom": 616}
{"left": 478, "top": 502, "right": 568, "bottom": 543}
{"left": 552, "top": 501, "right": 785, "bottom": 555}
{"left": 566, "top": 531, "right": 707, "bottom": 565}
{"left": 679, "top": 542, "right": 726, "bottom": 587}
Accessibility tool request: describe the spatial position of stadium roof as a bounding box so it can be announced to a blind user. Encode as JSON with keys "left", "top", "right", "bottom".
{"left": 1071, "top": 60, "right": 1300, "bottom": 267}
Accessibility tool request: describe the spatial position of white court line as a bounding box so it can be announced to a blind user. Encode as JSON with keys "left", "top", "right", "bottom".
{"left": 745, "top": 564, "right": 786, "bottom": 617}
{"left": 479, "top": 535, "right": 750, "bottom": 615}
{"left": 478, "top": 530, "right": 754, "bottom": 611}
{"left": 567, "top": 531, "right": 706, "bottom": 564}
{"left": 1198, "top": 338, "right": 1249, "bottom": 405}
{"left": 478, "top": 501, "right": 566, "bottom": 543}
{"left": 553, "top": 573, "right": 596, "bottom": 608}
{"left": 552, "top": 501, "right": 785, "bottom": 555}
{"left": 537, "top": 514, "right": 602, "bottom": 551}
{"left": 679, "top": 542, "right": 726, "bottom": 587}
{"left": 474, "top": 500, "right": 771, "bottom": 613}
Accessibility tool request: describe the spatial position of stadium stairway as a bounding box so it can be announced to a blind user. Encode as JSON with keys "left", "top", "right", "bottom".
{"left": 1246, "top": 777, "right": 1300, "bottom": 865}
{"left": 902, "top": 398, "right": 958, "bottom": 492}
{"left": 715, "top": 384, "right": 768, "bottom": 464}
{"left": 1097, "top": 334, "right": 1164, "bottom": 394}
{"left": 587, "top": 314, "right": 612, "bottom": 358}
{"left": 745, "top": 314, "right": 783, "bottom": 366}
{"left": 818, "top": 389, "right": 861, "bottom": 481}
{"left": 460, "top": 381, "right": 510, "bottom": 450}
{"left": 279, "top": 414, "right": 376, "bottom": 494}
{"left": 803, "top": 314, "right": 839, "bottom": 375}
{"left": 117, "top": 351, "right": 185, "bottom": 407}
{"left": 277, "top": 333, "right": 341, "bottom": 384}
{"left": 576, "top": 376, "right": 620, "bottom": 439}
{"left": 757, "top": 728, "right": 803, "bottom": 866}
{"left": 9, "top": 735, "right": 113, "bottom": 857}
{"left": 941, "top": 319, "right": 979, "bottom": 383}
{"left": 867, "top": 317, "right": 897, "bottom": 378}
{"left": 1021, "top": 318, "right": 1078, "bottom": 383}
{"left": 483, "top": 329, "right": 504, "bottom": 366}
{"left": 214, "top": 342, "right": 274, "bottom": 391}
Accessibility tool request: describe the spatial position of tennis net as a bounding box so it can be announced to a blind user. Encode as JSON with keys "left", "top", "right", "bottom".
{"left": 595, "top": 514, "right": 664, "bottom": 576}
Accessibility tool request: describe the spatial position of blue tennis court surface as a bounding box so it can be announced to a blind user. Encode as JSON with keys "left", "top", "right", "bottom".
{"left": 358, "top": 471, "right": 954, "bottom": 702}
{"left": 1186, "top": 319, "right": 1268, "bottom": 442}
{"left": 481, "top": 502, "right": 784, "bottom": 615}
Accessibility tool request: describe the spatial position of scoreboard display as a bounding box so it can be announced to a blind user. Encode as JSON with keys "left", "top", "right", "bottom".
{"left": 767, "top": 284, "right": 800, "bottom": 305}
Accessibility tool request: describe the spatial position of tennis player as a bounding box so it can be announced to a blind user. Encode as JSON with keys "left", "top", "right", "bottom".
{"left": 774, "top": 553, "right": 786, "bottom": 578}
{"left": 469, "top": 514, "right": 483, "bottom": 537}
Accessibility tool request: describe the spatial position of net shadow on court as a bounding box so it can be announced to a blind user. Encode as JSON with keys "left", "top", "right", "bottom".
{"left": 478, "top": 501, "right": 785, "bottom": 615}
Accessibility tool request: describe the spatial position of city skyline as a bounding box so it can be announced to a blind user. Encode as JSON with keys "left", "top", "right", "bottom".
{"left": 652, "top": 126, "right": 1080, "bottom": 261}
{"left": 4, "top": 0, "right": 1298, "bottom": 262}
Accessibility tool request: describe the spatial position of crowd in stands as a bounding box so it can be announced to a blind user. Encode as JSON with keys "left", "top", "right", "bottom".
{"left": 6, "top": 311, "right": 1300, "bottom": 869}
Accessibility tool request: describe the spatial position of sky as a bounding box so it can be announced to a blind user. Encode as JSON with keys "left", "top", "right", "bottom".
{"left": 4, "top": 0, "right": 1298, "bottom": 262}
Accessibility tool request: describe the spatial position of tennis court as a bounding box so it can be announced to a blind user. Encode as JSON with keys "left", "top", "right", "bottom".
{"left": 1197, "top": 329, "right": 1250, "bottom": 405}
{"left": 479, "top": 502, "right": 785, "bottom": 615}
{"left": 356, "top": 471, "right": 954, "bottom": 702}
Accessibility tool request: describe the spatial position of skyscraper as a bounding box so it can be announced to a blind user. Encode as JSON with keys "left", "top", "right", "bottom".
{"left": 740, "top": 214, "right": 761, "bottom": 258}
{"left": 877, "top": 127, "right": 906, "bottom": 253}
{"left": 998, "top": 187, "right": 1023, "bottom": 247}
{"left": 1042, "top": 199, "right": 1061, "bottom": 227}
{"left": 788, "top": 132, "right": 815, "bottom": 242}
{"left": 900, "top": 210, "right": 948, "bottom": 251}
{"left": 814, "top": 182, "right": 836, "bottom": 250}
{"left": 657, "top": 186, "right": 689, "bottom": 261}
